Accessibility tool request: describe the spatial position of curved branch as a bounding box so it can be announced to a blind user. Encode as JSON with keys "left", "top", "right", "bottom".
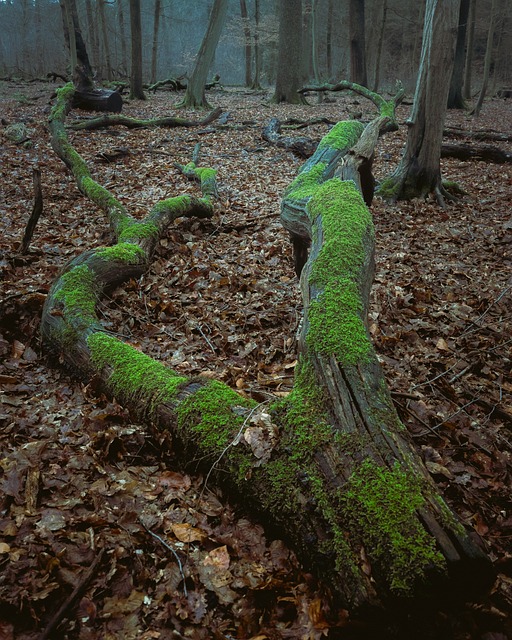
{"left": 67, "top": 105, "right": 222, "bottom": 131}
{"left": 299, "top": 80, "right": 404, "bottom": 131}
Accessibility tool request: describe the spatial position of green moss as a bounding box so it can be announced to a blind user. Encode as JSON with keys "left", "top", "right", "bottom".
{"left": 318, "top": 120, "right": 364, "bottom": 151}
{"left": 177, "top": 380, "right": 255, "bottom": 452}
{"left": 305, "top": 179, "right": 373, "bottom": 365}
{"left": 55, "top": 264, "right": 98, "bottom": 327}
{"left": 150, "top": 195, "right": 192, "bottom": 217}
{"left": 287, "top": 162, "right": 328, "bottom": 201}
{"left": 88, "top": 332, "right": 187, "bottom": 414}
{"left": 49, "top": 84, "right": 75, "bottom": 122}
{"left": 96, "top": 242, "right": 145, "bottom": 264}
{"left": 341, "top": 459, "right": 446, "bottom": 594}
{"left": 376, "top": 176, "right": 401, "bottom": 200}
{"left": 81, "top": 176, "right": 124, "bottom": 212}
{"left": 118, "top": 219, "right": 158, "bottom": 242}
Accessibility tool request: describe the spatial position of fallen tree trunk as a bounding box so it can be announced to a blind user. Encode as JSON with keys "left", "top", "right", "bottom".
{"left": 42, "top": 84, "right": 495, "bottom": 613}
{"left": 71, "top": 62, "right": 123, "bottom": 114}
{"left": 441, "top": 142, "right": 512, "bottom": 163}
{"left": 262, "top": 117, "right": 318, "bottom": 158}
{"left": 67, "top": 106, "right": 222, "bottom": 131}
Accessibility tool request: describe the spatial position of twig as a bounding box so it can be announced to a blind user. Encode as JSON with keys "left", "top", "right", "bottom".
{"left": 20, "top": 168, "right": 43, "bottom": 254}
{"left": 139, "top": 520, "right": 188, "bottom": 596}
{"left": 460, "top": 285, "right": 511, "bottom": 337}
{"left": 38, "top": 548, "right": 105, "bottom": 640}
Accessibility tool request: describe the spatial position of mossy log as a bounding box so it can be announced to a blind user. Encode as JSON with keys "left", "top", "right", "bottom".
{"left": 67, "top": 106, "right": 222, "bottom": 131}
{"left": 41, "top": 84, "right": 494, "bottom": 614}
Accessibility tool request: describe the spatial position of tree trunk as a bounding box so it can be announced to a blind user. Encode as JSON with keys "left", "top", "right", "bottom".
{"left": 273, "top": 0, "right": 307, "bottom": 103}
{"left": 179, "top": 0, "right": 228, "bottom": 109}
{"left": 84, "top": 0, "right": 99, "bottom": 70}
{"left": 150, "top": 0, "right": 161, "bottom": 85}
{"left": 129, "top": 0, "right": 146, "bottom": 100}
{"left": 349, "top": 0, "right": 368, "bottom": 87}
{"left": 463, "top": 0, "right": 475, "bottom": 100}
{"left": 471, "top": 0, "right": 497, "bottom": 117}
{"left": 448, "top": 0, "right": 470, "bottom": 109}
{"left": 117, "top": 0, "right": 128, "bottom": 78}
{"left": 98, "top": 0, "right": 113, "bottom": 82}
{"left": 372, "top": 0, "right": 387, "bottom": 92}
{"left": 42, "top": 84, "right": 494, "bottom": 614}
{"left": 251, "top": 0, "right": 262, "bottom": 89}
{"left": 240, "top": 0, "right": 253, "bottom": 87}
{"left": 376, "top": 0, "right": 459, "bottom": 205}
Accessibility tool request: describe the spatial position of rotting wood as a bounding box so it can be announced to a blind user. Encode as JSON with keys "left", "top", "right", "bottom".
{"left": 41, "top": 83, "right": 495, "bottom": 614}
{"left": 262, "top": 117, "right": 318, "bottom": 158}
{"left": 441, "top": 142, "right": 512, "bottom": 164}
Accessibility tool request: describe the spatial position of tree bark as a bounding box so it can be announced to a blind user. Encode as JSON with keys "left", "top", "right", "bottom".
{"left": 42, "top": 84, "right": 495, "bottom": 614}
{"left": 376, "top": 0, "right": 459, "bottom": 205}
{"left": 179, "top": 0, "right": 228, "bottom": 109}
{"left": 349, "top": 0, "right": 368, "bottom": 87}
{"left": 273, "top": 0, "right": 306, "bottom": 104}
{"left": 239, "top": 0, "right": 252, "bottom": 87}
{"left": 448, "top": 0, "right": 470, "bottom": 109}
{"left": 441, "top": 142, "right": 511, "bottom": 164}
{"left": 150, "top": 0, "right": 162, "bottom": 85}
{"left": 471, "top": 0, "right": 497, "bottom": 117}
{"left": 463, "top": 0, "right": 475, "bottom": 100}
{"left": 129, "top": 0, "right": 146, "bottom": 100}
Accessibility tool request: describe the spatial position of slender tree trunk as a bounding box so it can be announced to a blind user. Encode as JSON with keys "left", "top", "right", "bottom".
{"left": 240, "top": 0, "right": 253, "bottom": 87}
{"left": 150, "top": 0, "right": 161, "bottom": 84}
{"left": 85, "top": 0, "right": 99, "bottom": 70}
{"left": 372, "top": 0, "right": 387, "bottom": 92}
{"left": 378, "top": 0, "right": 459, "bottom": 204}
{"left": 472, "top": 0, "right": 497, "bottom": 116}
{"left": 448, "top": 0, "right": 470, "bottom": 109}
{"left": 273, "top": 0, "right": 306, "bottom": 103}
{"left": 60, "top": 0, "right": 78, "bottom": 75}
{"left": 129, "top": 0, "right": 146, "bottom": 99}
{"left": 118, "top": 0, "right": 128, "bottom": 78}
{"left": 251, "top": 0, "right": 262, "bottom": 89}
{"left": 179, "top": 0, "right": 229, "bottom": 109}
{"left": 326, "top": 0, "right": 334, "bottom": 79}
{"left": 349, "top": 0, "right": 368, "bottom": 87}
{"left": 98, "top": 0, "right": 113, "bottom": 81}
{"left": 463, "top": 0, "right": 475, "bottom": 100}
{"left": 311, "top": 0, "right": 320, "bottom": 83}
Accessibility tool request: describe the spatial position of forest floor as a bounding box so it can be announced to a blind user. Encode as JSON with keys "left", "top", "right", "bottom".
{"left": 0, "top": 80, "right": 511, "bottom": 640}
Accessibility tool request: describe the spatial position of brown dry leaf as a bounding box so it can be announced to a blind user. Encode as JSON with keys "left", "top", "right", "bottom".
{"left": 171, "top": 522, "right": 206, "bottom": 543}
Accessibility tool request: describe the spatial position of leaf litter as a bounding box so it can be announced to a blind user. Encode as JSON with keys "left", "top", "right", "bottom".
{"left": 0, "top": 80, "right": 511, "bottom": 638}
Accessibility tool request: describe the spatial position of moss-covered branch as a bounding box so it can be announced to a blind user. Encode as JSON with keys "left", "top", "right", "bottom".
{"left": 42, "top": 83, "right": 494, "bottom": 614}
{"left": 67, "top": 106, "right": 222, "bottom": 130}
{"left": 299, "top": 80, "right": 404, "bottom": 131}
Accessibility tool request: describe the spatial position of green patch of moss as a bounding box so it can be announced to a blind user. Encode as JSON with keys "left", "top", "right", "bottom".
{"left": 376, "top": 176, "right": 401, "bottom": 200}
{"left": 150, "top": 195, "right": 192, "bottom": 218}
{"left": 341, "top": 459, "right": 446, "bottom": 594}
{"left": 277, "top": 358, "right": 333, "bottom": 458}
{"left": 88, "top": 332, "right": 187, "bottom": 414}
{"left": 442, "top": 180, "right": 467, "bottom": 196}
{"left": 118, "top": 219, "right": 158, "bottom": 243}
{"left": 96, "top": 242, "right": 145, "bottom": 264}
{"left": 81, "top": 176, "right": 124, "bottom": 212}
{"left": 177, "top": 380, "right": 255, "bottom": 452}
{"left": 50, "top": 84, "right": 75, "bottom": 122}
{"left": 318, "top": 120, "right": 364, "bottom": 151}
{"left": 305, "top": 179, "right": 373, "bottom": 365}
{"left": 287, "top": 162, "right": 328, "bottom": 201}
{"left": 55, "top": 264, "right": 98, "bottom": 328}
